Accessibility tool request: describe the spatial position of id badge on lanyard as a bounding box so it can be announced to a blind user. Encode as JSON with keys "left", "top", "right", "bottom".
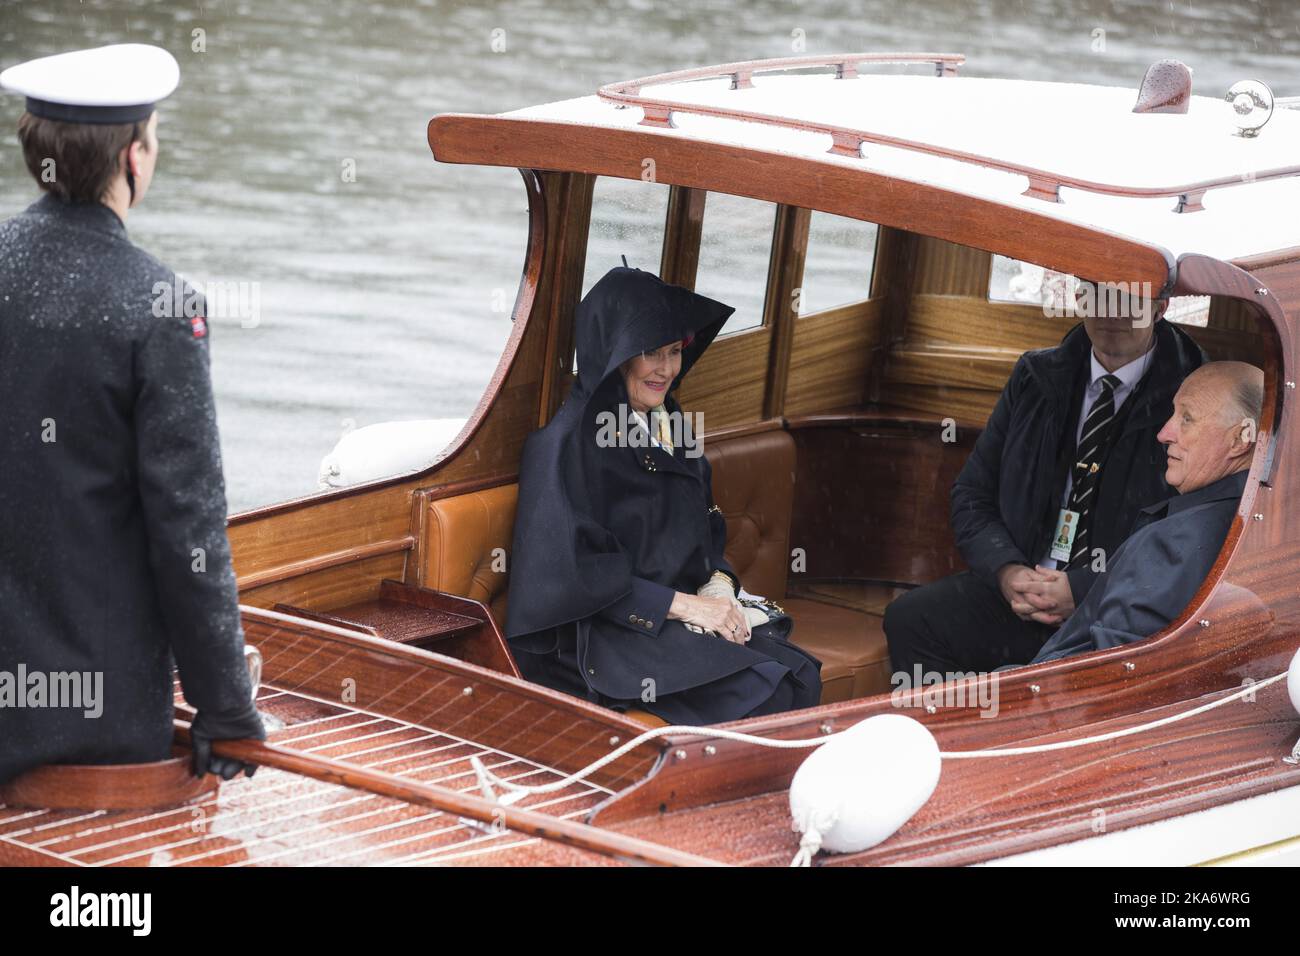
{"left": 1049, "top": 508, "right": 1080, "bottom": 562}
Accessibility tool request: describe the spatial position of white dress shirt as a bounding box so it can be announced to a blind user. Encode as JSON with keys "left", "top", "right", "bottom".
{"left": 1037, "top": 343, "right": 1155, "bottom": 569}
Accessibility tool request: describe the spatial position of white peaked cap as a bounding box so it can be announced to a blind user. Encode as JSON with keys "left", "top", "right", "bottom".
{"left": 0, "top": 43, "right": 180, "bottom": 124}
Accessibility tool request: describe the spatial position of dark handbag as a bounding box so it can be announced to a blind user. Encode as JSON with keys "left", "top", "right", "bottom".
{"left": 738, "top": 594, "right": 794, "bottom": 641}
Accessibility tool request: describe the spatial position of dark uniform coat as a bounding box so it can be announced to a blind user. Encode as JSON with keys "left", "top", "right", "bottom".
{"left": 1030, "top": 470, "right": 1247, "bottom": 663}
{"left": 0, "top": 194, "right": 255, "bottom": 783}
{"left": 951, "top": 319, "right": 1206, "bottom": 603}
{"left": 504, "top": 267, "right": 820, "bottom": 724}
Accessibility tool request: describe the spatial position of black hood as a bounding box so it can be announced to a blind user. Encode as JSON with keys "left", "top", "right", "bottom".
{"left": 503, "top": 267, "right": 734, "bottom": 644}
{"left": 573, "top": 266, "right": 734, "bottom": 400}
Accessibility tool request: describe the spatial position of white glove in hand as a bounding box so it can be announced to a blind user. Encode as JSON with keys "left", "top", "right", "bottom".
{"left": 687, "top": 572, "right": 737, "bottom": 636}
{"left": 696, "top": 573, "right": 736, "bottom": 602}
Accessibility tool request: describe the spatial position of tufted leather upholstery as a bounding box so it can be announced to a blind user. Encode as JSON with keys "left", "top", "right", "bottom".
{"left": 704, "top": 429, "right": 796, "bottom": 601}
{"left": 704, "top": 430, "right": 891, "bottom": 703}
{"left": 419, "top": 428, "right": 890, "bottom": 706}
{"left": 423, "top": 483, "right": 517, "bottom": 626}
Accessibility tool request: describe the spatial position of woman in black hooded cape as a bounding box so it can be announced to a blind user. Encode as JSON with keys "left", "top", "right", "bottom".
{"left": 504, "top": 266, "right": 821, "bottom": 724}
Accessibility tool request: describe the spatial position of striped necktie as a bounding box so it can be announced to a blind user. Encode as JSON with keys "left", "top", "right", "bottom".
{"left": 1066, "top": 373, "right": 1122, "bottom": 569}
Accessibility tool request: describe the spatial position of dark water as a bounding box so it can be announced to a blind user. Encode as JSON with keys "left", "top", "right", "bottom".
{"left": 2, "top": 0, "right": 1296, "bottom": 510}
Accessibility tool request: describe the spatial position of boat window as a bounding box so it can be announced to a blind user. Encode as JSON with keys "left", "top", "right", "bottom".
{"left": 1163, "top": 295, "right": 1211, "bottom": 326}
{"left": 988, "top": 253, "right": 1060, "bottom": 305}
{"left": 221, "top": 164, "right": 525, "bottom": 512}
{"left": 796, "top": 212, "right": 878, "bottom": 317}
{"left": 695, "top": 192, "right": 778, "bottom": 335}
{"left": 581, "top": 177, "right": 670, "bottom": 299}
{"left": 988, "top": 253, "right": 1211, "bottom": 325}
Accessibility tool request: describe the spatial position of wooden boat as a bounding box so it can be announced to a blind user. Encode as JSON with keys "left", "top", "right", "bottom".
{"left": 4, "top": 52, "right": 1300, "bottom": 867}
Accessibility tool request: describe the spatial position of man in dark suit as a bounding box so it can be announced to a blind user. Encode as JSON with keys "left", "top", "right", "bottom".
{"left": 1030, "top": 362, "right": 1261, "bottom": 663}
{"left": 0, "top": 45, "right": 263, "bottom": 783}
{"left": 884, "top": 281, "right": 1205, "bottom": 677}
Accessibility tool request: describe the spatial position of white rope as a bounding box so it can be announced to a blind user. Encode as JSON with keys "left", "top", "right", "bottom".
{"left": 469, "top": 721, "right": 834, "bottom": 799}
{"left": 940, "top": 671, "right": 1287, "bottom": 757}
{"left": 789, "top": 828, "right": 823, "bottom": 868}
{"left": 470, "top": 672, "right": 1289, "bottom": 800}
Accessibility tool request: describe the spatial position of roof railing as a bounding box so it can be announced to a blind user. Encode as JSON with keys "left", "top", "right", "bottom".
{"left": 596, "top": 53, "right": 1300, "bottom": 214}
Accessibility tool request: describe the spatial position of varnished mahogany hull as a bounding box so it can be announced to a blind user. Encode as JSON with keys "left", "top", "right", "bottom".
{"left": 0, "top": 614, "right": 660, "bottom": 867}
{"left": 5, "top": 120, "right": 1300, "bottom": 864}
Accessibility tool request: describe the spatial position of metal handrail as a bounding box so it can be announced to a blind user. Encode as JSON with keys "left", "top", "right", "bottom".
{"left": 596, "top": 53, "right": 1300, "bottom": 213}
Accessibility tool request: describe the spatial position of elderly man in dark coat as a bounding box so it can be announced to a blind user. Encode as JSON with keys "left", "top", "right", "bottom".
{"left": 884, "top": 283, "right": 1205, "bottom": 678}
{"left": 1029, "top": 361, "right": 1262, "bottom": 663}
{"left": 504, "top": 267, "right": 821, "bottom": 724}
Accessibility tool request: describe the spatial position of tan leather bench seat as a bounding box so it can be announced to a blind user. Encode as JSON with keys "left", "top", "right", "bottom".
{"left": 419, "top": 426, "right": 893, "bottom": 706}
{"left": 707, "top": 429, "right": 892, "bottom": 703}
{"left": 420, "top": 482, "right": 516, "bottom": 626}
{"left": 778, "top": 597, "right": 891, "bottom": 702}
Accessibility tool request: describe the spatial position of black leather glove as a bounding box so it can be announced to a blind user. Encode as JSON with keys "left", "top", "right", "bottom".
{"left": 190, "top": 702, "right": 267, "bottom": 780}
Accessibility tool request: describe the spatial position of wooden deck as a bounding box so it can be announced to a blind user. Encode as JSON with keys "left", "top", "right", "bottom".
{"left": 0, "top": 684, "right": 620, "bottom": 867}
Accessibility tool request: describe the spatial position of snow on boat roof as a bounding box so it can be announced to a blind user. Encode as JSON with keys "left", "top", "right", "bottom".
{"left": 502, "top": 73, "right": 1300, "bottom": 265}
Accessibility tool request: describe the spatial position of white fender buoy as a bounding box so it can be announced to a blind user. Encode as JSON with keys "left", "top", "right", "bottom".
{"left": 1288, "top": 647, "right": 1300, "bottom": 717}
{"left": 788, "top": 713, "right": 941, "bottom": 864}
{"left": 316, "top": 418, "right": 467, "bottom": 490}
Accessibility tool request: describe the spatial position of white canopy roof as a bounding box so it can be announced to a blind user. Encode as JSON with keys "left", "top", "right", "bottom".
{"left": 503, "top": 72, "right": 1300, "bottom": 264}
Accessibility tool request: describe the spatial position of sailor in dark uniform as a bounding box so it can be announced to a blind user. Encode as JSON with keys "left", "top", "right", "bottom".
{"left": 0, "top": 44, "right": 264, "bottom": 783}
